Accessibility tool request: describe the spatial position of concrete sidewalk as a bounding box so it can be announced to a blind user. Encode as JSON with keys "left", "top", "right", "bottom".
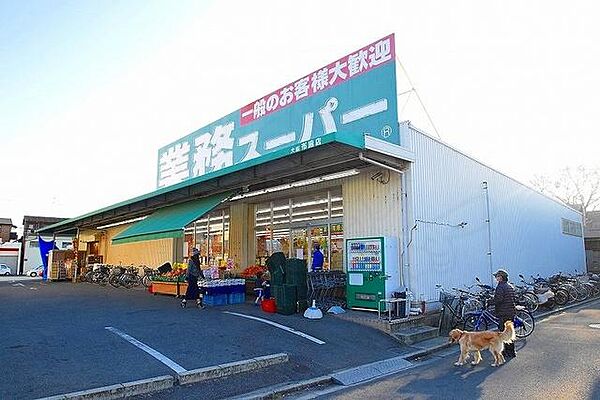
{"left": 232, "top": 296, "right": 600, "bottom": 400}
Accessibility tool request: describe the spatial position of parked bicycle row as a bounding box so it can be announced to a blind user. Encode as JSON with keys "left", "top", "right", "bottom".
{"left": 80, "top": 264, "right": 158, "bottom": 288}
{"left": 436, "top": 279, "right": 535, "bottom": 338}
{"left": 516, "top": 271, "right": 600, "bottom": 311}
{"left": 436, "top": 270, "right": 599, "bottom": 336}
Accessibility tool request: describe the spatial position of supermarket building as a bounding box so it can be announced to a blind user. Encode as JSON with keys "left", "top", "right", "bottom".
{"left": 39, "top": 34, "right": 584, "bottom": 305}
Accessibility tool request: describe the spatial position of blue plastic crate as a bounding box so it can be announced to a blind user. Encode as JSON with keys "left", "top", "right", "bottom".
{"left": 215, "top": 294, "right": 228, "bottom": 305}
{"left": 227, "top": 292, "right": 246, "bottom": 304}
{"left": 204, "top": 294, "right": 228, "bottom": 306}
{"left": 203, "top": 294, "right": 216, "bottom": 306}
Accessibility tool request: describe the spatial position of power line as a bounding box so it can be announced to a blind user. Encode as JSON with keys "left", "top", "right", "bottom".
{"left": 396, "top": 56, "right": 442, "bottom": 140}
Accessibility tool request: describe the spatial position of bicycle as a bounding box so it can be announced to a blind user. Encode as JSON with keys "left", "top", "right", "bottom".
{"left": 463, "top": 303, "right": 535, "bottom": 338}
{"left": 119, "top": 266, "right": 142, "bottom": 288}
{"left": 109, "top": 266, "right": 126, "bottom": 288}
{"left": 141, "top": 266, "right": 159, "bottom": 288}
{"left": 436, "top": 284, "right": 483, "bottom": 333}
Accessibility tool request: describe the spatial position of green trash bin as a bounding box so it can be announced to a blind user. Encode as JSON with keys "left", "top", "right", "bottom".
{"left": 276, "top": 284, "right": 297, "bottom": 315}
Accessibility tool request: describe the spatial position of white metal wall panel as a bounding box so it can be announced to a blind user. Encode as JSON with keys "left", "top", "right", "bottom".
{"left": 404, "top": 125, "right": 585, "bottom": 301}
{"left": 342, "top": 168, "right": 404, "bottom": 290}
{"left": 343, "top": 168, "right": 402, "bottom": 238}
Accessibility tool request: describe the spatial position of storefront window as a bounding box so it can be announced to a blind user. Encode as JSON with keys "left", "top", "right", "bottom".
{"left": 309, "top": 225, "right": 328, "bottom": 268}
{"left": 255, "top": 232, "right": 269, "bottom": 266}
{"left": 253, "top": 188, "right": 343, "bottom": 269}
{"left": 223, "top": 215, "right": 229, "bottom": 262}
{"left": 185, "top": 207, "right": 229, "bottom": 266}
{"left": 330, "top": 223, "right": 344, "bottom": 270}
{"left": 292, "top": 228, "right": 308, "bottom": 260}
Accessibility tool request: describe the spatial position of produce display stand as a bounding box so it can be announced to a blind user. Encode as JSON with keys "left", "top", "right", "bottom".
{"left": 150, "top": 280, "right": 188, "bottom": 297}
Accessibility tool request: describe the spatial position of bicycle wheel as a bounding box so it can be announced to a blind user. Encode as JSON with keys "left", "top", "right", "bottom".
{"left": 122, "top": 274, "right": 135, "bottom": 289}
{"left": 98, "top": 273, "right": 109, "bottom": 286}
{"left": 521, "top": 292, "right": 539, "bottom": 313}
{"left": 463, "top": 314, "right": 487, "bottom": 331}
{"left": 565, "top": 285, "right": 578, "bottom": 302}
{"left": 109, "top": 275, "right": 121, "bottom": 288}
{"left": 590, "top": 283, "right": 600, "bottom": 297}
{"left": 142, "top": 275, "right": 152, "bottom": 288}
{"left": 460, "top": 298, "right": 483, "bottom": 320}
{"left": 513, "top": 309, "right": 535, "bottom": 338}
{"left": 553, "top": 289, "right": 568, "bottom": 306}
{"left": 576, "top": 285, "right": 589, "bottom": 301}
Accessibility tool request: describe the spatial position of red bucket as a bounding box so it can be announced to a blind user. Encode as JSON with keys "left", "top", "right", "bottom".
{"left": 261, "top": 298, "right": 277, "bottom": 313}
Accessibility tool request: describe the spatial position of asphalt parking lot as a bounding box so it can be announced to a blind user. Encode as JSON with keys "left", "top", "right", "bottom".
{"left": 1, "top": 277, "right": 408, "bottom": 399}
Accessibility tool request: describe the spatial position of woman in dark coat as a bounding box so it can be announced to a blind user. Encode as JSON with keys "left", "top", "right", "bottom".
{"left": 181, "top": 248, "right": 204, "bottom": 309}
{"left": 493, "top": 268, "right": 517, "bottom": 357}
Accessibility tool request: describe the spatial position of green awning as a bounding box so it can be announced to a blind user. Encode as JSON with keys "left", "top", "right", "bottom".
{"left": 112, "top": 191, "right": 232, "bottom": 245}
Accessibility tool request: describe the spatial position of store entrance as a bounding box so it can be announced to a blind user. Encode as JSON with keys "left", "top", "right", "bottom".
{"left": 254, "top": 188, "right": 344, "bottom": 270}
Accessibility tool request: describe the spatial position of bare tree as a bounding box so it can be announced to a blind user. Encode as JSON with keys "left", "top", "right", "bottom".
{"left": 531, "top": 166, "right": 600, "bottom": 226}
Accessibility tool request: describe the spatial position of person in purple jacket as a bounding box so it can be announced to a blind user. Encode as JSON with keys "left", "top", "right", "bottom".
{"left": 311, "top": 243, "right": 324, "bottom": 272}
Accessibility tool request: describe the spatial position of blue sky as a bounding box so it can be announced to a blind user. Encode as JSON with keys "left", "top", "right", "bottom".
{"left": 1, "top": 1, "right": 599, "bottom": 230}
{"left": 1, "top": 0, "right": 208, "bottom": 140}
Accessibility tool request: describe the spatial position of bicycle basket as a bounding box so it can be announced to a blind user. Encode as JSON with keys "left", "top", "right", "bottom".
{"left": 439, "top": 291, "right": 456, "bottom": 306}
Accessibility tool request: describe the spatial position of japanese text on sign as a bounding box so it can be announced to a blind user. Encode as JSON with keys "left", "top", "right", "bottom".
{"left": 239, "top": 34, "right": 395, "bottom": 126}
{"left": 157, "top": 94, "right": 389, "bottom": 187}
{"left": 156, "top": 34, "right": 399, "bottom": 188}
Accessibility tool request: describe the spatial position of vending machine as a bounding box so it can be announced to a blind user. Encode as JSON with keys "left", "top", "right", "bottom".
{"left": 345, "top": 236, "right": 400, "bottom": 310}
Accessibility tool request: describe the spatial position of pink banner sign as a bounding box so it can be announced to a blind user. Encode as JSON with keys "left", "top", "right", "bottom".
{"left": 240, "top": 34, "right": 395, "bottom": 126}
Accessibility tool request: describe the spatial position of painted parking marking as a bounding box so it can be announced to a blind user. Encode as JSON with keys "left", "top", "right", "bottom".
{"left": 223, "top": 311, "right": 326, "bottom": 345}
{"left": 105, "top": 326, "right": 187, "bottom": 373}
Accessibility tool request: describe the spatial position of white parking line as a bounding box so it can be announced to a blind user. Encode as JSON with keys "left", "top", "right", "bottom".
{"left": 105, "top": 326, "right": 187, "bottom": 373}
{"left": 223, "top": 311, "right": 326, "bottom": 345}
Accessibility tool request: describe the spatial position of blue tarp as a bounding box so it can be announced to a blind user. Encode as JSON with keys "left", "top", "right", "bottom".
{"left": 38, "top": 236, "right": 58, "bottom": 281}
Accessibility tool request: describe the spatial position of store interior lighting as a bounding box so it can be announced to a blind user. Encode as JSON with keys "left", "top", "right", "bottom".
{"left": 256, "top": 197, "right": 343, "bottom": 214}
{"left": 230, "top": 169, "right": 359, "bottom": 201}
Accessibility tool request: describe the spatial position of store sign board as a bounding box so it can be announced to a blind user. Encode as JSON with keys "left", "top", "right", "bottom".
{"left": 157, "top": 34, "right": 398, "bottom": 188}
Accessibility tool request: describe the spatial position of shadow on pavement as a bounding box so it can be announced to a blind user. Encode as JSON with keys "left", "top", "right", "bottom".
{"left": 390, "top": 358, "right": 508, "bottom": 400}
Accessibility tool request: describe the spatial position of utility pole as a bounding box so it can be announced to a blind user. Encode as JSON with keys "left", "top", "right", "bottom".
{"left": 482, "top": 181, "right": 493, "bottom": 285}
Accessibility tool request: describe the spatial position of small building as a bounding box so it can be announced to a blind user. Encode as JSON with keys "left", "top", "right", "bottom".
{"left": 0, "top": 242, "right": 20, "bottom": 274}
{"left": 0, "top": 217, "right": 16, "bottom": 243}
{"left": 584, "top": 210, "right": 600, "bottom": 273}
{"left": 19, "top": 216, "right": 71, "bottom": 275}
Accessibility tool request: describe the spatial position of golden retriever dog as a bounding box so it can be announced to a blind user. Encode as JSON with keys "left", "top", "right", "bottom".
{"left": 448, "top": 321, "right": 515, "bottom": 367}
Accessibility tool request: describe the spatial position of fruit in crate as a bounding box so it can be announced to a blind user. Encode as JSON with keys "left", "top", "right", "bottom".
{"left": 240, "top": 265, "right": 266, "bottom": 278}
